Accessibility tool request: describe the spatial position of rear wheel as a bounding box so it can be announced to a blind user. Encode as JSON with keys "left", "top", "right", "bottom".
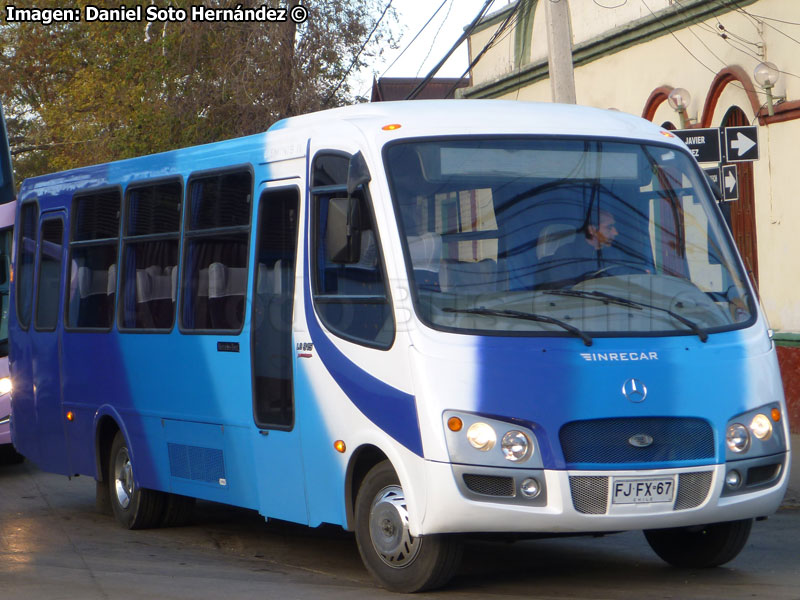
{"left": 354, "top": 461, "right": 462, "bottom": 592}
{"left": 644, "top": 519, "right": 753, "bottom": 568}
{"left": 108, "top": 431, "right": 165, "bottom": 529}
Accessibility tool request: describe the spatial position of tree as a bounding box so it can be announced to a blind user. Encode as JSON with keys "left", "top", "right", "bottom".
{"left": 0, "top": 0, "right": 397, "bottom": 182}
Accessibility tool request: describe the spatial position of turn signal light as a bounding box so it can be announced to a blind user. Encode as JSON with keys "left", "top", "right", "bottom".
{"left": 334, "top": 440, "right": 346, "bottom": 453}
{"left": 382, "top": 123, "right": 402, "bottom": 131}
{"left": 66, "top": 411, "right": 74, "bottom": 422}
{"left": 771, "top": 408, "right": 781, "bottom": 422}
{"left": 447, "top": 416, "right": 463, "bottom": 432}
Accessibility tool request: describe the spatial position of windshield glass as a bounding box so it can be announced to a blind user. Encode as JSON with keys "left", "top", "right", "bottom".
{"left": 385, "top": 138, "right": 754, "bottom": 339}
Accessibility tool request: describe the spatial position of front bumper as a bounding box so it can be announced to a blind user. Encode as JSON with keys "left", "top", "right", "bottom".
{"left": 418, "top": 452, "right": 790, "bottom": 535}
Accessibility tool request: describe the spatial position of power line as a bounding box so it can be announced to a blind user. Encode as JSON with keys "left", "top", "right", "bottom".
{"left": 405, "top": 0, "right": 496, "bottom": 100}
{"left": 358, "top": 0, "right": 450, "bottom": 99}
{"left": 443, "top": 0, "right": 527, "bottom": 98}
{"left": 415, "top": 0, "right": 455, "bottom": 77}
{"left": 326, "top": 0, "right": 394, "bottom": 105}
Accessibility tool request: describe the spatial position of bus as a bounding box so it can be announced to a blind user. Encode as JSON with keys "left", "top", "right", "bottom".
{"left": 0, "top": 103, "right": 18, "bottom": 465}
{"left": 9, "top": 100, "right": 790, "bottom": 592}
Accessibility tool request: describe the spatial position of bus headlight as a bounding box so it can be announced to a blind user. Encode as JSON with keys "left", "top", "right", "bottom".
{"left": 501, "top": 430, "right": 532, "bottom": 462}
{"left": 726, "top": 423, "right": 750, "bottom": 453}
{"left": 750, "top": 413, "right": 773, "bottom": 441}
{"left": 466, "top": 422, "right": 496, "bottom": 451}
{"left": 0, "top": 377, "right": 11, "bottom": 395}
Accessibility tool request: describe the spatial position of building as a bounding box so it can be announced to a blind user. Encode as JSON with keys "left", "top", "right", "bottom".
{"left": 460, "top": 0, "right": 800, "bottom": 431}
{"left": 370, "top": 77, "right": 469, "bottom": 102}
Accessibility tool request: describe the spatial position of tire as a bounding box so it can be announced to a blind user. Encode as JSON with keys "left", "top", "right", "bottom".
{"left": 0, "top": 445, "right": 24, "bottom": 465}
{"left": 160, "top": 493, "right": 196, "bottom": 527}
{"left": 354, "top": 461, "right": 462, "bottom": 592}
{"left": 108, "top": 431, "right": 165, "bottom": 529}
{"left": 644, "top": 518, "right": 753, "bottom": 568}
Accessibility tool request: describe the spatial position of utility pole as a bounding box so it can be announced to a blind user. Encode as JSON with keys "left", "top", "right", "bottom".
{"left": 545, "top": 0, "right": 576, "bottom": 104}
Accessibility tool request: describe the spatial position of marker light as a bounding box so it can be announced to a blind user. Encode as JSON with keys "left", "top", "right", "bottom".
{"left": 334, "top": 440, "right": 346, "bottom": 453}
{"left": 466, "top": 422, "right": 496, "bottom": 451}
{"left": 501, "top": 430, "right": 532, "bottom": 462}
{"left": 382, "top": 124, "right": 402, "bottom": 131}
{"left": 750, "top": 413, "right": 773, "bottom": 441}
{"left": 0, "top": 377, "right": 11, "bottom": 395}
{"left": 447, "top": 416, "right": 463, "bottom": 432}
{"left": 771, "top": 408, "right": 782, "bottom": 422}
{"left": 66, "top": 411, "right": 74, "bottom": 422}
{"left": 726, "top": 423, "right": 750, "bottom": 453}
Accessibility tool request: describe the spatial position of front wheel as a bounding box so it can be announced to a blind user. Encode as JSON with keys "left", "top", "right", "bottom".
{"left": 644, "top": 519, "right": 753, "bottom": 568}
{"left": 108, "top": 431, "right": 165, "bottom": 529}
{"left": 354, "top": 461, "right": 462, "bottom": 592}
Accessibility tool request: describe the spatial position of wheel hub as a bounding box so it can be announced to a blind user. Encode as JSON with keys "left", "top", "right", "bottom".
{"left": 113, "top": 447, "right": 133, "bottom": 509}
{"left": 368, "top": 485, "right": 421, "bottom": 568}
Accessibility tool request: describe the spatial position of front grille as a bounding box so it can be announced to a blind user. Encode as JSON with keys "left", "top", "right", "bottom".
{"left": 569, "top": 476, "right": 608, "bottom": 514}
{"left": 560, "top": 417, "right": 714, "bottom": 465}
{"left": 462, "top": 474, "right": 515, "bottom": 497}
{"left": 570, "top": 471, "right": 713, "bottom": 514}
{"left": 674, "top": 471, "right": 713, "bottom": 510}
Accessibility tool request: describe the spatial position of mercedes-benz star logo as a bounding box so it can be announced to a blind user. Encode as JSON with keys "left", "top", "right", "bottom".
{"left": 621, "top": 378, "right": 647, "bottom": 403}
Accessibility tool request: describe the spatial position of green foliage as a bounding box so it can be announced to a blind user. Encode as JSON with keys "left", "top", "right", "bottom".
{"left": 0, "top": 0, "right": 397, "bottom": 183}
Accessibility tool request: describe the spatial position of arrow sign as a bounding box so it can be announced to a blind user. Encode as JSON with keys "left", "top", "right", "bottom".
{"left": 722, "top": 164, "right": 738, "bottom": 201}
{"left": 724, "top": 126, "right": 759, "bottom": 162}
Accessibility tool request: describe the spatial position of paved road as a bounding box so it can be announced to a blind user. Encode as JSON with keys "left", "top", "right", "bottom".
{"left": 1, "top": 460, "right": 799, "bottom": 600}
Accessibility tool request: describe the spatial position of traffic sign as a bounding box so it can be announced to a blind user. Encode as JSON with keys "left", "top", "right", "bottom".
{"left": 722, "top": 164, "right": 738, "bottom": 201}
{"left": 674, "top": 128, "right": 721, "bottom": 163}
{"left": 703, "top": 166, "right": 721, "bottom": 188}
{"left": 724, "top": 126, "right": 759, "bottom": 162}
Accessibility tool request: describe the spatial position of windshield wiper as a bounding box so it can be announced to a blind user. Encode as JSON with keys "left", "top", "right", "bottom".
{"left": 443, "top": 307, "right": 593, "bottom": 346}
{"left": 545, "top": 289, "right": 708, "bottom": 342}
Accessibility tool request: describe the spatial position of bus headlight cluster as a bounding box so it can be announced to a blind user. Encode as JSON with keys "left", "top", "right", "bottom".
{"left": 451, "top": 416, "right": 536, "bottom": 464}
{"left": 726, "top": 411, "right": 775, "bottom": 454}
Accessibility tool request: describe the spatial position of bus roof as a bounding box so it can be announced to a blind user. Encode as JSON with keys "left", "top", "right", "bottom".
{"left": 20, "top": 100, "right": 684, "bottom": 194}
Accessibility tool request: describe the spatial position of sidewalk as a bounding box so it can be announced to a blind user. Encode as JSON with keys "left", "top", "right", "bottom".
{"left": 784, "top": 434, "right": 800, "bottom": 507}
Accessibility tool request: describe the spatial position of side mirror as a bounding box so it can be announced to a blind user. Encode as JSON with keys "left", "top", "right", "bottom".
{"left": 347, "top": 151, "right": 371, "bottom": 197}
{"left": 326, "top": 197, "right": 362, "bottom": 264}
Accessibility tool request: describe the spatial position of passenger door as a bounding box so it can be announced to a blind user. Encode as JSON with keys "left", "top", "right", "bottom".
{"left": 30, "top": 213, "right": 69, "bottom": 474}
{"left": 250, "top": 184, "right": 307, "bottom": 522}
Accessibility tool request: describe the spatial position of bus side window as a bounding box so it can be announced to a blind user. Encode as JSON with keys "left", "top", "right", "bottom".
{"left": 252, "top": 187, "right": 299, "bottom": 429}
{"left": 67, "top": 189, "right": 121, "bottom": 330}
{"left": 119, "top": 181, "right": 182, "bottom": 330}
{"left": 181, "top": 170, "right": 252, "bottom": 332}
{"left": 310, "top": 152, "right": 394, "bottom": 348}
{"left": 16, "top": 202, "right": 38, "bottom": 330}
{"left": 34, "top": 219, "right": 64, "bottom": 331}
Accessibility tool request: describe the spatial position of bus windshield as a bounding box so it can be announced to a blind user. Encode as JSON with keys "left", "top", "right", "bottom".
{"left": 385, "top": 137, "right": 753, "bottom": 339}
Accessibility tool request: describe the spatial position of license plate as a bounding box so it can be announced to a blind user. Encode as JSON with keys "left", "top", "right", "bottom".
{"left": 611, "top": 477, "right": 675, "bottom": 504}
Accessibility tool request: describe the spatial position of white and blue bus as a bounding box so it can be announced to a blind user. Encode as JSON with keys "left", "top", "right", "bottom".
{"left": 0, "top": 103, "right": 18, "bottom": 464}
{"left": 10, "top": 101, "right": 790, "bottom": 591}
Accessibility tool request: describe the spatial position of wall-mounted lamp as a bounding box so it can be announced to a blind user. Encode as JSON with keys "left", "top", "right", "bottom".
{"left": 667, "top": 88, "right": 691, "bottom": 129}
{"left": 754, "top": 61, "right": 780, "bottom": 117}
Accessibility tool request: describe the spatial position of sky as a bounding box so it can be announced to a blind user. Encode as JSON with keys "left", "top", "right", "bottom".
{"left": 351, "top": 0, "right": 514, "bottom": 100}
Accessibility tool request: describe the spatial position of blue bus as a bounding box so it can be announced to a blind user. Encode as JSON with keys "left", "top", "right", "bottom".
{"left": 10, "top": 101, "right": 790, "bottom": 591}
{"left": 0, "top": 103, "right": 18, "bottom": 464}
